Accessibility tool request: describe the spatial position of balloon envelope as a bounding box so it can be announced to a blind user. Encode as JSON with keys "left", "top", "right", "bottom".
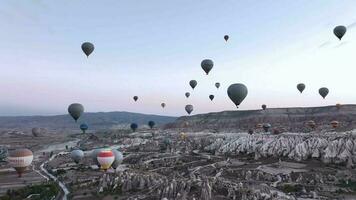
{"left": 319, "top": 87, "right": 329, "bottom": 99}
{"left": 224, "top": 35, "right": 229, "bottom": 41}
{"left": 97, "top": 149, "right": 115, "bottom": 170}
{"left": 185, "top": 92, "right": 190, "bottom": 98}
{"left": 189, "top": 80, "right": 197, "bottom": 89}
{"left": 297, "top": 83, "right": 305, "bottom": 93}
{"left": 111, "top": 149, "right": 124, "bottom": 169}
{"left": 8, "top": 149, "right": 33, "bottom": 177}
{"left": 81, "top": 42, "right": 94, "bottom": 57}
{"left": 201, "top": 59, "right": 214, "bottom": 75}
{"left": 71, "top": 150, "right": 84, "bottom": 164}
{"left": 161, "top": 103, "right": 166, "bottom": 108}
{"left": 80, "top": 123, "right": 88, "bottom": 133}
{"left": 133, "top": 96, "right": 138, "bottom": 102}
{"left": 68, "top": 103, "right": 84, "bottom": 122}
{"left": 185, "top": 105, "right": 193, "bottom": 115}
{"left": 333, "top": 26, "right": 347, "bottom": 40}
{"left": 209, "top": 95, "right": 214, "bottom": 101}
{"left": 262, "top": 104, "right": 267, "bottom": 110}
{"left": 91, "top": 149, "right": 102, "bottom": 167}
{"left": 32, "top": 127, "right": 41, "bottom": 137}
{"left": 215, "top": 82, "right": 220, "bottom": 89}
{"left": 227, "top": 83, "right": 248, "bottom": 108}
{"left": 148, "top": 121, "right": 155, "bottom": 129}
{"left": 263, "top": 123, "right": 271, "bottom": 132}
{"left": 130, "top": 123, "right": 138, "bottom": 131}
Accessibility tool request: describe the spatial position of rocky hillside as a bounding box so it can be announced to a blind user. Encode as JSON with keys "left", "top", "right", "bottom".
{"left": 165, "top": 105, "right": 356, "bottom": 132}
{"left": 0, "top": 111, "right": 176, "bottom": 130}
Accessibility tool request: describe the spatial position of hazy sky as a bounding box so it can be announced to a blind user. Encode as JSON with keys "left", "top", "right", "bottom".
{"left": 1, "top": 0, "right": 356, "bottom": 116}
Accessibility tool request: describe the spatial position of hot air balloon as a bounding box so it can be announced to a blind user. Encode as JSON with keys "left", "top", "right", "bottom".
{"left": 185, "top": 105, "right": 193, "bottom": 115}
{"left": 319, "top": 87, "right": 329, "bottom": 99}
{"left": 185, "top": 92, "right": 190, "bottom": 98}
{"left": 224, "top": 35, "right": 229, "bottom": 42}
{"left": 161, "top": 103, "right": 166, "bottom": 108}
{"left": 80, "top": 123, "right": 88, "bottom": 134}
{"left": 91, "top": 149, "right": 102, "bottom": 167}
{"left": 180, "top": 132, "right": 187, "bottom": 140}
{"left": 248, "top": 129, "right": 254, "bottom": 135}
{"left": 8, "top": 149, "right": 33, "bottom": 177}
{"left": 97, "top": 149, "right": 115, "bottom": 171}
{"left": 330, "top": 121, "right": 339, "bottom": 128}
{"left": 130, "top": 123, "right": 138, "bottom": 132}
{"left": 215, "top": 82, "right": 220, "bottom": 89}
{"left": 227, "top": 83, "right": 248, "bottom": 108}
{"left": 263, "top": 123, "right": 271, "bottom": 133}
{"left": 133, "top": 96, "right": 138, "bottom": 102}
{"left": 68, "top": 103, "right": 84, "bottom": 122}
{"left": 306, "top": 120, "right": 316, "bottom": 129}
{"left": 297, "top": 83, "right": 305, "bottom": 93}
{"left": 148, "top": 121, "right": 155, "bottom": 129}
{"left": 201, "top": 59, "right": 214, "bottom": 75}
{"left": 81, "top": 42, "right": 94, "bottom": 57}
{"left": 336, "top": 103, "right": 341, "bottom": 110}
{"left": 71, "top": 149, "right": 84, "bottom": 164}
{"left": 256, "top": 124, "right": 263, "bottom": 129}
{"left": 163, "top": 137, "right": 172, "bottom": 146}
{"left": 189, "top": 80, "right": 197, "bottom": 89}
{"left": 262, "top": 104, "right": 267, "bottom": 110}
{"left": 32, "top": 127, "right": 41, "bottom": 137}
{"left": 209, "top": 95, "right": 214, "bottom": 101}
{"left": 111, "top": 149, "right": 124, "bottom": 170}
{"left": 333, "top": 26, "right": 347, "bottom": 40}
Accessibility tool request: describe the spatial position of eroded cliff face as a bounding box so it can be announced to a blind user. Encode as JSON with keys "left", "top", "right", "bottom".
{"left": 165, "top": 105, "right": 356, "bottom": 132}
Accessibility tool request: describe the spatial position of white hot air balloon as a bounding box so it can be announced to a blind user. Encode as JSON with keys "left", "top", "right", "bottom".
{"left": 97, "top": 149, "right": 115, "bottom": 171}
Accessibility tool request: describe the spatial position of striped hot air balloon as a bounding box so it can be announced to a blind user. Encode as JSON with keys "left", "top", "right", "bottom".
{"left": 8, "top": 149, "right": 33, "bottom": 177}
{"left": 97, "top": 149, "right": 115, "bottom": 171}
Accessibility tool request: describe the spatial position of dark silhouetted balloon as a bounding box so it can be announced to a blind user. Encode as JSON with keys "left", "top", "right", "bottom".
{"left": 68, "top": 103, "right": 84, "bottom": 122}
{"left": 185, "top": 104, "right": 193, "bottom": 115}
{"left": 201, "top": 59, "right": 214, "bottom": 75}
{"left": 148, "top": 121, "right": 155, "bottom": 129}
{"left": 333, "top": 26, "right": 347, "bottom": 40}
{"left": 209, "top": 95, "right": 214, "bottom": 101}
{"left": 227, "top": 83, "right": 248, "bottom": 108}
{"left": 224, "top": 35, "right": 229, "bottom": 42}
{"left": 215, "top": 82, "right": 220, "bottom": 89}
{"left": 80, "top": 123, "right": 88, "bottom": 133}
{"left": 130, "top": 123, "right": 138, "bottom": 132}
{"left": 71, "top": 150, "right": 84, "bottom": 164}
{"left": 185, "top": 92, "right": 190, "bottom": 98}
{"left": 248, "top": 129, "right": 254, "bottom": 135}
{"left": 161, "top": 103, "right": 166, "bottom": 108}
{"left": 81, "top": 42, "right": 94, "bottom": 57}
{"left": 262, "top": 104, "right": 267, "bottom": 110}
{"left": 133, "top": 96, "right": 138, "bottom": 102}
{"left": 189, "top": 80, "right": 197, "bottom": 89}
{"left": 32, "top": 128, "right": 41, "bottom": 137}
{"left": 319, "top": 87, "right": 329, "bottom": 99}
{"left": 263, "top": 123, "right": 271, "bottom": 132}
{"left": 297, "top": 83, "right": 305, "bottom": 93}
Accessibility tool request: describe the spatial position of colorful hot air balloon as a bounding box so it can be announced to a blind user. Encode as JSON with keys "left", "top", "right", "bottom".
{"left": 201, "top": 59, "right": 214, "bottom": 75}
{"left": 8, "top": 149, "right": 33, "bottom": 177}
{"left": 161, "top": 103, "right": 166, "bottom": 108}
{"left": 189, "top": 80, "right": 197, "bottom": 89}
{"left": 209, "top": 95, "right": 214, "bottom": 101}
{"left": 333, "top": 26, "right": 347, "bottom": 40}
{"left": 133, "top": 96, "right": 138, "bottom": 102}
{"left": 71, "top": 149, "right": 84, "bottom": 164}
{"left": 185, "top": 92, "right": 190, "bottom": 98}
{"left": 215, "top": 82, "right": 220, "bottom": 89}
{"left": 81, "top": 42, "right": 95, "bottom": 57}
{"left": 297, "top": 83, "right": 305, "bottom": 93}
{"left": 330, "top": 121, "right": 339, "bottom": 128}
{"left": 80, "top": 123, "right": 88, "bottom": 134}
{"left": 130, "top": 123, "right": 138, "bottom": 132}
{"left": 262, "top": 104, "right": 267, "bottom": 110}
{"left": 319, "top": 87, "right": 329, "bottom": 99}
{"left": 306, "top": 120, "right": 316, "bottom": 129}
{"left": 111, "top": 149, "right": 124, "bottom": 170}
{"left": 224, "top": 35, "right": 229, "bottom": 42}
{"left": 180, "top": 132, "right": 187, "bottom": 140}
{"left": 148, "top": 121, "right": 155, "bottom": 129}
{"left": 227, "top": 83, "right": 248, "bottom": 108}
{"left": 68, "top": 103, "right": 84, "bottom": 122}
{"left": 185, "top": 105, "right": 193, "bottom": 115}
{"left": 97, "top": 149, "right": 115, "bottom": 171}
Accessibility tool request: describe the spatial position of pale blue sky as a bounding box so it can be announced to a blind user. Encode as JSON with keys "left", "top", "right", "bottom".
{"left": 1, "top": 0, "right": 356, "bottom": 116}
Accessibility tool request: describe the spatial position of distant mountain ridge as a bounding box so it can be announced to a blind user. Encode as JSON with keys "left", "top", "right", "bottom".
{"left": 0, "top": 111, "right": 177, "bottom": 130}
{"left": 165, "top": 105, "right": 356, "bottom": 132}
